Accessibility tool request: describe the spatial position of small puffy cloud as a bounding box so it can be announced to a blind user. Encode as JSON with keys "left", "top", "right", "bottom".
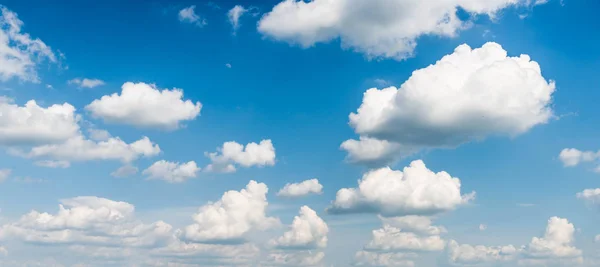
{"left": 328, "top": 160, "right": 474, "bottom": 217}
{"left": 205, "top": 139, "right": 276, "bottom": 173}
{"left": 34, "top": 160, "right": 70, "bottom": 168}
{"left": 354, "top": 251, "right": 416, "bottom": 267}
{"left": 18, "top": 135, "right": 160, "bottom": 164}
{"left": 0, "top": 196, "right": 174, "bottom": 248}
{"left": 0, "top": 6, "right": 57, "bottom": 82}
{"left": 258, "top": 0, "right": 546, "bottom": 60}
{"left": 143, "top": 160, "right": 200, "bottom": 183}
{"left": 0, "top": 169, "right": 10, "bottom": 183}
{"left": 270, "top": 206, "right": 328, "bottom": 249}
{"left": 225, "top": 63, "right": 232, "bottom": 68}
{"left": 479, "top": 224, "right": 487, "bottom": 231}
{"left": 447, "top": 240, "right": 518, "bottom": 265}
{"left": 111, "top": 164, "right": 138, "bottom": 178}
{"left": 521, "top": 217, "right": 582, "bottom": 262}
{"left": 181, "top": 180, "right": 280, "bottom": 243}
{"left": 0, "top": 98, "right": 80, "bottom": 146}
{"left": 68, "top": 78, "right": 105, "bottom": 88}
{"left": 85, "top": 82, "right": 202, "bottom": 130}
{"left": 228, "top": 5, "right": 247, "bottom": 33}
{"left": 343, "top": 43, "right": 555, "bottom": 165}
{"left": 178, "top": 5, "right": 206, "bottom": 27}
{"left": 559, "top": 148, "right": 599, "bottom": 167}
{"left": 576, "top": 188, "right": 600, "bottom": 207}
{"left": 277, "top": 179, "right": 323, "bottom": 197}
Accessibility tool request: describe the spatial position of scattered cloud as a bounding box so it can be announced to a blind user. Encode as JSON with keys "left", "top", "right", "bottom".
{"left": 577, "top": 188, "right": 600, "bottom": 207}
{"left": 228, "top": 5, "right": 248, "bottom": 34}
{"left": 559, "top": 148, "right": 599, "bottom": 168}
{"left": 85, "top": 82, "right": 202, "bottom": 130}
{"left": 328, "top": 160, "right": 474, "bottom": 217}
{"left": 34, "top": 160, "right": 70, "bottom": 168}
{"left": 178, "top": 5, "right": 206, "bottom": 27}
{"left": 0, "top": 169, "right": 10, "bottom": 183}
{"left": 0, "top": 6, "right": 57, "bottom": 83}
{"left": 225, "top": 63, "right": 232, "bottom": 68}
{"left": 111, "top": 164, "right": 138, "bottom": 178}
{"left": 143, "top": 160, "right": 200, "bottom": 183}
{"left": 343, "top": 43, "right": 555, "bottom": 165}
{"left": 205, "top": 139, "right": 276, "bottom": 173}
{"left": 277, "top": 179, "right": 323, "bottom": 198}
{"left": 68, "top": 78, "right": 105, "bottom": 88}
{"left": 258, "top": 0, "right": 547, "bottom": 60}
{"left": 479, "top": 224, "right": 487, "bottom": 231}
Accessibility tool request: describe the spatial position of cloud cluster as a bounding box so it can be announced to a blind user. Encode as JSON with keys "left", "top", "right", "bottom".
{"left": 258, "top": 0, "right": 546, "bottom": 60}
{"left": 205, "top": 139, "right": 276, "bottom": 173}
{"left": 277, "top": 179, "right": 323, "bottom": 197}
{"left": 0, "top": 6, "right": 57, "bottom": 82}
{"left": 328, "top": 160, "right": 474, "bottom": 217}
{"left": 86, "top": 82, "right": 202, "bottom": 130}
{"left": 342, "top": 43, "right": 555, "bottom": 165}
{"left": 143, "top": 160, "right": 200, "bottom": 183}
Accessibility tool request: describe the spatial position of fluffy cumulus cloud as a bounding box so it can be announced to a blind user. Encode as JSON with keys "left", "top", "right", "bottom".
{"left": 0, "top": 6, "right": 57, "bottom": 82}
{"left": 277, "top": 179, "right": 323, "bottom": 197}
{"left": 85, "top": 82, "right": 202, "bottom": 130}
{"left": 328, "top": 160, "right": 474, "bottom": 217}
{"left": 17, "top": 135, "right": 160, "bottom": 165}
{"left": 205, "top": 139, "right": 276, "bottom": 173}
{"left": 68, "top": 78, "right": 105, "bottom": 88}
{"left": 143, "top": 160, "right": 200, "bottom": 183}
{"left": 181, "top": 180, "right": 280, "bottom": 243}
{"left": 258, "top": 0, "right": 546, "bottom": 60}
{"left": 0, "top": 98, "right": 80, "bottom": 146}
{"left": 447, "top": 240, "right": 518, "bottom": 265}
{"left": 559, "top": 148, "right": 600, "bottom": 168}
{"left": 342, "top": 42, "right": 555, "bottom": 165}
{"left": 365, "top": 225, "right": 445, "bottom": 252}
{"left": 178, "top": 5, "right": 206, "bottom": 27}
{"left": 270, "top": 206, "right": 328, "bottom": 249}
{"left": 577, "top": 188, "right": 600, "bottom": 207}
{"left": 448, "top": 217, "right": 583, "bottom": 266}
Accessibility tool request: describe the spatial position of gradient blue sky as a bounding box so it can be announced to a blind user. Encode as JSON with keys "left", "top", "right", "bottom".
{"left": 0, "top": 0, "right": 599, "bottom": 266}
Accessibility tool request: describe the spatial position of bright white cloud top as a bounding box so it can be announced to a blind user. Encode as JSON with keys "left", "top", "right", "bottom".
{"left": 328, "top": 160, "right": 474, "bottom": 217}
{"left": 181, "top": 180, "right": 280, "bottom": 243}
{"left": 259, "top": 0, "right": 547, "bottom": 60}
{"left": 205, "top": 139, "right": 276, "bottom": 173}
{"left": 0, "top": 6, "right": 57, "bottom": 82}
{"left": 277, "top": 178, "right": 323, "bottom": 197}
{"left": 85, "top": 82, "right": 202, "bottom": 130}
{"left": 0, "top": 98, "right": 80, "bottom": 145}
{"left": 143, "top": 160, "right": 200, "bottom": 183}
{"left": 270, "top": 206, "right": 328, "bottom": 249}
{"left": 342, "top": 42, "right": 555, "bottom": 165}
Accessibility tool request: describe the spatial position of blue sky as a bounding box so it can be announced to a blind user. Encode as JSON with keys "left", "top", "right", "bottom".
{"left": 0, "top": 0, "right": 599, "bottom": 266}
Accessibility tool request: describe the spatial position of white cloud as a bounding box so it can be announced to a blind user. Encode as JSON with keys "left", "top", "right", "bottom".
{"left": 342, "top": 43, "right": 555, "bottom": 165}
{"left": 68, "top": 78, "right": 105, "bottom": 88}
{"left": 447, "top": 240, "right": 518, "bottom": 265}
{"left": 277, "top": 179, "right": 323, "bottom": 197}
{"left": 205, "top": 139, "right": 276, "bottom": 173}
{"left": 181, "top": 180, "right": 280, "bottom": 243}
{"left": 178, "top": 5, "right": 206, "bottom": 27}
{"left": 266, "top": 251, "right": 325, "bottom": 266}
{"left": 328, "top": 160, "right": 474, "bottom": 217}
{"left": 111, "top": 164, "right": 138, "bottom": 178}
{"left": 479, "top": 224, "right": 487, "bottom": 231}
{"left": 258, "top": 0, "right": 546, "bottom": 60}
{"left": 521, "top": 217, "right": 582, "bottom": 262}
{"left": 87, "top": 128, "right": 111, "bottom": 141}
{"left": 34, "top": 160, "right": 70, "bottom": 168}
{"left": 365, "top": 225, "right": 446, "bottom": 252}
{"left": 559, "top": 148, "right": 599, "bottom": 167}
{"left": 225, "top": 63, "right": 232, "bottom": 68}
{"left": 0, "top": 169, "right": 10, "bottom": 183}
{"left": 143, "top": 160, "right": 200, "bottom": 183}
{"left": 354, "top": 251, "right": 416, "bottom": 267}
{"left": 0, "top": 6, "right": 57, "bottom": 82}
{"left": 228, "top": 5, "right": 248, "bottom": 33}
{"left": 0, "top": 196, "right": 175, "bottom": 248}
{"left": 19, "top": 135, "right": 160, "bottom": 164}
{"left": 595, "top": 235, "right": 600, "bottom": 243}
{"left": 85, "top": 82, "right": 202, "bottom": 130}
{"left": 0, "top": 98, "right": 80, "bottom": 146}
{"left": 576, "top": 188, "right": 600, "bottom": 207}
{"left": 270, "top": 206, "right": 328, "bottom": 249}
{"left": 379, "top": 215, "right": 446, "bottom": 236}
